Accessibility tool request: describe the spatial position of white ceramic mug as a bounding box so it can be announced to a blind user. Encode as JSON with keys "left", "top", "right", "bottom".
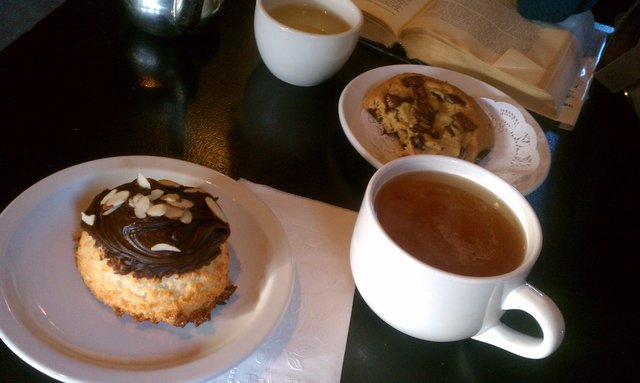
{"left": 254, "top": 0, "right": 362, "bottom": 87}
{"left": 350, "top": 155, "right": 564, "bottom": 359}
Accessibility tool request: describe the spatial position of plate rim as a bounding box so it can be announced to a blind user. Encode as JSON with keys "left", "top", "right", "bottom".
{"left": 0, "top": 155, "right": 294, "bottom": 383}
{"left": 338, "top": 64, "right": 551, "bottom": 195}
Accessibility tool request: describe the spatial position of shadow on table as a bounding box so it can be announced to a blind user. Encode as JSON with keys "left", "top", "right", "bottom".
{"left": 121, "top": 20, "right": 221, "bottom": 157}
{"left": 231, "top": 63, "right": 372, "bottom": 209}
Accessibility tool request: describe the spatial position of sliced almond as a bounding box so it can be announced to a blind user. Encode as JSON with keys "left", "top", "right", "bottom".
{"left": 148, "top": 189, "right": 164, "bottom": 201}
{"left": 161, "top": 193, "right": 180, "bottom": 203}
{"left": 205, "top": 196, "right": 228, "bottom": 223}
{"left": 158, "top": 179, "right": 180, "bottom": 188}
{"left": 160, "top": 192, "right": 195, "bottom": 209}
{"left": 81, "top": 212, "right": 95, "bottom": 226}
{"left": 165, "top": 205, "right": 185, "bottom": 219}
{"left": 146, "top": 203, "right": 167, "bottom": 217}
{"left": 104, "top": 190, "right": 130, "bottom": 208}
{"left": 102, "top": 190, "right": 130, "bottom": 215}
{"left": 129, "top": 193, "right": 143, "bottom": 207}
{"left": 102, "top": 205, "right": 119, "bottom": 216}
{"left": 180, "top": 209, "right": 193, "bottom": 224}
{"left": 166, "top": 198, "right": 194, "bottom": 209}
{"left": 100, "top": 188, "right": 118, "bottom": 205}
{"left": 134, "top": 195, "right": 150, "bottom": 219}
{"left": 150, "top": 243, "right": 181, "bottom": 252}
{"left": 137, "top": 173, "right": 151, "bottom": 189}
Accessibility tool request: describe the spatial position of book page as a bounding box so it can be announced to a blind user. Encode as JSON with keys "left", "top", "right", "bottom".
{"left": 401, "top": 0, "right": 585, "bottom": 115}
{"left": 353, "top": 0, "right": 430, "bottom": 36}
{"left": 555, "top": 26, "right": 608, "bottom": 129}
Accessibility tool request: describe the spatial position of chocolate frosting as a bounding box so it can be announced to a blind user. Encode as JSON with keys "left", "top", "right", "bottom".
{"left": 80, "top": 177, "right": 230, "bottom": 279}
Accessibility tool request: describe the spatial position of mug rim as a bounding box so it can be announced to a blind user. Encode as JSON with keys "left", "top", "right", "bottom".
{"left": 366, "top": 155, "right": 543, "bottom": 282}
{"left": 256, "top": 0, "right": 363, "bottom": 37}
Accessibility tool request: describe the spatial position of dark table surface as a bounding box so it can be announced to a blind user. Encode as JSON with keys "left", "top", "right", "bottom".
{"left": 1, "top": 0, "right": 638, "bottom": 382}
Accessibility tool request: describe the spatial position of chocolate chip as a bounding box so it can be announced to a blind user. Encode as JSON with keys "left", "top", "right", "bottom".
{"left": 401, "top": 75, "right": 424, "bottom": 88}
{"left": 430, "top": 91, "right": 444, "bottom": 103}
{"left": 388, "top": 131, "right": 400, "bottom": 140}
{"left": 385, "top": 93, "right": 402, "bottom": 110}
{"left": 453, "top": 112, "right": 477, "bottom": 131}
{"left": 412, "top": 124, "right": 429, "bottom": 133}
{"left": 445, "top": 125, "right": 457, "bottom": 136}
{"left": 445, "top": 93, "right": 466, "bottom": 106}
{"left": 410, "top": 134, "right": 426, "bottom": 150}
{"left": 475, "top": 149, "right": 490, "bottom": 163}
{"left": 414, "top": 86, "right": 427, "bottom": 99}
{"left": 415, "top": 102, "right": 435, "bottom": 126}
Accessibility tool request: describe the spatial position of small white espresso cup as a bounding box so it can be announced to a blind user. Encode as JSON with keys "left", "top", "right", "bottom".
{"left": 254, "top": 0, "right": 362, "bottom": 86}
{"left": 350, "top": 155, "right": 565, "bottom": 359}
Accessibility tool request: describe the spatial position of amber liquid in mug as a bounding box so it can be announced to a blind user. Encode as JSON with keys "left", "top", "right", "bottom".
{"left": 268, "top": 4, "right": 351, "bottom": 34}
{"left": 375, "top": 171, "right": 525, "bottom": 277}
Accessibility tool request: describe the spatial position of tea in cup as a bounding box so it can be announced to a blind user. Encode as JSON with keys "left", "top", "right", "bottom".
{"left": 350, "top": 155, "right": 564, "bottom": 359}
{"left": 254, "top": 0, "right": 362, "bottom": 86}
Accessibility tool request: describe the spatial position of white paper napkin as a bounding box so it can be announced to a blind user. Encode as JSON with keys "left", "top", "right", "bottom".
{"left": 209, "top": 180, "right": 358, "bottom": 383}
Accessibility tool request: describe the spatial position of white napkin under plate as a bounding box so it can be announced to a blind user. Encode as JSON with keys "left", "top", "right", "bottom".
{"left": 209, "top": 180, "right": 358, "bottom": 383}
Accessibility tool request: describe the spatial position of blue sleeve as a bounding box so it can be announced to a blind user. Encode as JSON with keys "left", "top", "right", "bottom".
{"left": 517, "top": 0, "right": 599, "bottom": 22}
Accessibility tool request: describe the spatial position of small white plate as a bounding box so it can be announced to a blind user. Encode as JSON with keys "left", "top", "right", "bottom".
{"left": 0, "top": 156, "right": 294, "bottom": 383}
{"left": 338, "top": 64, "right": 551, "bottom": 195}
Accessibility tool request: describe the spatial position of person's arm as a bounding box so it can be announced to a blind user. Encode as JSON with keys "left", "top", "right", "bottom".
{"left": 517, "top": 0, "right": 599, "bottom": 22}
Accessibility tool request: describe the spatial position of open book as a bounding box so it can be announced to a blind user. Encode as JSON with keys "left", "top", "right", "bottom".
{"left": 353, "top": 0, "right": 608, "bottom": 129}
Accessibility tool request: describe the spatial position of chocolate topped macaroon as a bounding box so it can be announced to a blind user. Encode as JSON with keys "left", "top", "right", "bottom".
{"left": 75, "top": 173, "right": 236, "bottom": 327}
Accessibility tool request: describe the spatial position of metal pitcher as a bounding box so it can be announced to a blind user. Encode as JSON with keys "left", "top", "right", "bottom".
{"left": 124, "top": 0, "right": 224, "bottom": 37}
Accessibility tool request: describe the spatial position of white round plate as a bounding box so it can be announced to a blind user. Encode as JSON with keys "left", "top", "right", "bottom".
{"left": 0, "top": 156, "right": 294, "bottom": 383}
{"left": 338, "top": 64, "right": 551, "bottom": 195}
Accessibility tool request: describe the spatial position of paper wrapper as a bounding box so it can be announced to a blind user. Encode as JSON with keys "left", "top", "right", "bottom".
{"left": 478, "top": 98, "right": 550, "bottom": 193}
{"left": 210, "top": 180, "right": 357, "bottom": 383}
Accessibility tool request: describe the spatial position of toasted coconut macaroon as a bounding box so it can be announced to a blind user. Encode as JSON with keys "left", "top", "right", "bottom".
{"left": 75, "top": 173, "right": 236, "bottom": 327}
{"left": 363, "top": 72, "right": 494, "bottom": 163}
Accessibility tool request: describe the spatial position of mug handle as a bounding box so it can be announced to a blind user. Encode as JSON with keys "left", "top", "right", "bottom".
{"left": 472, "top": 283, "right": 565, "bottom": 359}
{"left": 210, "top": 0, "right": 224, "bottom": 14}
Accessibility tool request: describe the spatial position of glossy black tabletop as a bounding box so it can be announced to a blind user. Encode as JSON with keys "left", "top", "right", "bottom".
{"left": 1, "top": 0, "right": 638, "bottom": 382}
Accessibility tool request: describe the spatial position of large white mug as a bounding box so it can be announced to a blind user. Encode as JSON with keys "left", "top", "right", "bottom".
{"left": 350, "top": 155, "right": 564, "bottom": 359}
{"left": 254, "top": 0, "right": 362, "bottom": 86}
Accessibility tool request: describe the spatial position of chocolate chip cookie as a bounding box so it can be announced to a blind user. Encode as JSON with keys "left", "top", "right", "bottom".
{"left": 363, "top": 73, "right": 494, "bottom": 163}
